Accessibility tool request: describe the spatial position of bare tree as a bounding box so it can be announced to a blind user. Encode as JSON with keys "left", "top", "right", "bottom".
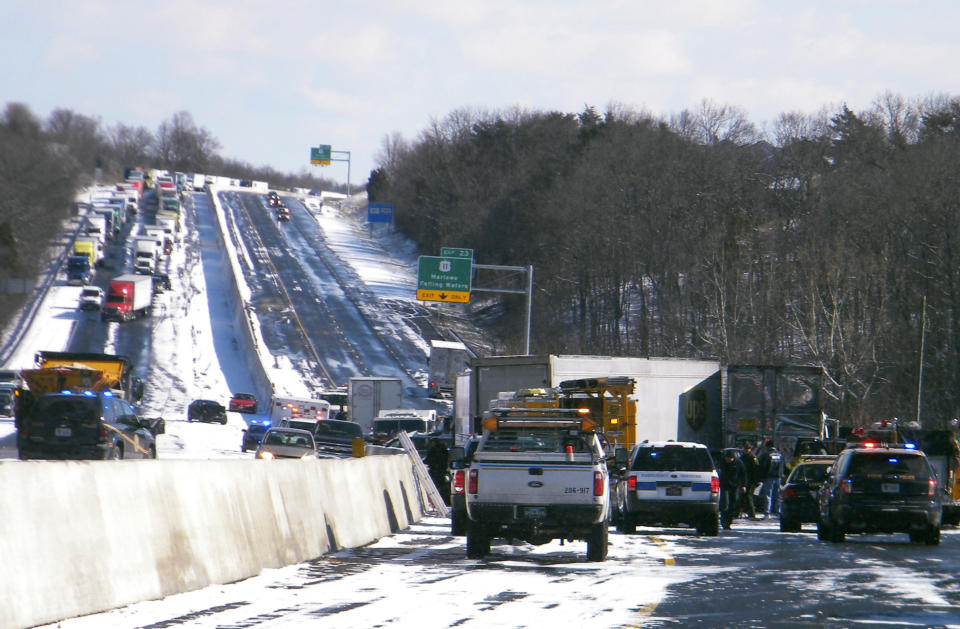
{"left": 154, "top": 111, "right": 220, "bottom": 172}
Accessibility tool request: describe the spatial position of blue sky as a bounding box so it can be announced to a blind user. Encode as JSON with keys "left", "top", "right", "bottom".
{"left": 4, "top": 0, "right": 959, "bottom": 186}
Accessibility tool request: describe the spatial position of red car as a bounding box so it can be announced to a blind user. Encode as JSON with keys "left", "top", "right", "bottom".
{"left": 229, "top": 393, "right": 258, "bottom": 414}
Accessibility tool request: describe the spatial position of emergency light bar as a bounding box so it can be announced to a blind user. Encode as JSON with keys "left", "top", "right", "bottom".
{"left": 482, "top": 408, "right": 598, "bottom": 433}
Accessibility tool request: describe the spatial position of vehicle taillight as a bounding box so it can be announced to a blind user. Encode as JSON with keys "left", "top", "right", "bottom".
{"left": 841, "top": 477, "right": 853, "bottom": 494}
{"left": 98, "top": 423, "right": 108, "bottom": 442}
{"left": 710, "top": 475, "right": 720, "bottom": 495}
{"left": 468, "top": 469, "right": 478, "bottom": 494}
{"left": 453, "top": 470, "right": 465, "bottom": 495}
{"left": 928, "top": 477, "right": 938, "bottom": 497}
{"left": 627, "top": 476, "right": 637, "bottom": 491}
{"left": 593, "top": 471, "right": 605, "bottom": 496}
{"left": 782, "top": 486, "right": 796, "bottom": 500}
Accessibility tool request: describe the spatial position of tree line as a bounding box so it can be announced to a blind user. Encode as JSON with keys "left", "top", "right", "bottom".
{"left": 0, "top": 103, "right": 340, "bottom": 324}
{"left": 368, "top": 94, "right": 960, "bottom": 426}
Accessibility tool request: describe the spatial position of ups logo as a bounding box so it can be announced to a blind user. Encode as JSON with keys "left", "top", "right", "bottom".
{"left": 684, "top": 387, "right": 707, "bottom": 432}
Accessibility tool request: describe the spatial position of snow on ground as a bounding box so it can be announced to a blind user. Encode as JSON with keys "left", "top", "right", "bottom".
{"left": 0, "top": 188, "right": 429, "bottom": 458}
{"left": 313, "top": 200, "right": 419, "bottom": 302}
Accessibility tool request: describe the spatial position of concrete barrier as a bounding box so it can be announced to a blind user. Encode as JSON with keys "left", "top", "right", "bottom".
{"left": 0, "top": 455, "right": 422, "bottom": 629}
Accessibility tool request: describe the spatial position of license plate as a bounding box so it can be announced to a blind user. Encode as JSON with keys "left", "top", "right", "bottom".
{"left": 665, "top": 486, "right": 682, "bottom": 497}
{"left": 881, "top": 483, "right": 899, "bottom": 494}
{"left": 55, "top": 427, "right": 72, "bottom": 438}
{"left": 523, "top": 506, "right": 546, "bottom": 519}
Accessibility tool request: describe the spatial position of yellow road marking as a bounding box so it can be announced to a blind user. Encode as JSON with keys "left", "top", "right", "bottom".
{"left": 627, "top": 536, "right": 676, "bottom": 625}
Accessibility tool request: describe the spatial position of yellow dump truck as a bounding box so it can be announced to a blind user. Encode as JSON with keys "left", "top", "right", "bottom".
{"left": 21, "top": 351, "right": 144, "bottom": 403}
{"left": 72, "top": 238, "right": 98, "bottom": 268}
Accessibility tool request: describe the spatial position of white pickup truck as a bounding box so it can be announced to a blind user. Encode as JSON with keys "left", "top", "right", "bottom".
{"left": 461, "top": 408, "right": 610, "bottom": 561}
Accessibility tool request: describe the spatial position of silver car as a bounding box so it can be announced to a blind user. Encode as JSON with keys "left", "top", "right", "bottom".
{"left": 254, "top": 428, "right": 318, "bottom": 460}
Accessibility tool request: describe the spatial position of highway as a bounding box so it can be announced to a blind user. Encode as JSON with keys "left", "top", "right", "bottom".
{"left": 6, "top": 184, "right": 960, "bottom": 627}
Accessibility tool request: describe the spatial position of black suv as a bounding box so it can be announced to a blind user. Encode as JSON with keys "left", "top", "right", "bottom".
{"left": 18, "top": 392, "right": 163, "bottom": 460}
{"left": 817, "top": 446, "right": 941, "bottom": 544}
{"left": 187, "top": 399, "right": 227, "bottom": 424}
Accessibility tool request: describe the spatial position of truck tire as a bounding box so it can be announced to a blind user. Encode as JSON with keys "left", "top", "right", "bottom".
{"left": 466, "top": 521, "right": 489, "bottom": 559}
{"left": 586, "top": 522, "right": 608, "bottom": 561}
{"left": 779, "top": 518, "right": 801, "bottom": 533}
{"left": 829, "top": 522, "right": 845, "bottom": 543}
{"left": 698, "top": 514, "right": 720, "bottom": 537}
{"left": 817, "top": 518, "right": 829, "bottom": 541}
{"left": 451, "top": 509, "right": 466, "bottom": 537}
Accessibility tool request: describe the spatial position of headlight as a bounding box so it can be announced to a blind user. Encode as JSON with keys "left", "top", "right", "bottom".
{"left": 257, "top": 451, "right": 274, "bottom": 460}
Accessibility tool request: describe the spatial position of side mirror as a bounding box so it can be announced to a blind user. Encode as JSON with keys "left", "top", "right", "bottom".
{"left": 614, "top": 447, "right": 629, "bottom": 467}
{"left": 449, "top": 446, "right": 466, "bottom": 464}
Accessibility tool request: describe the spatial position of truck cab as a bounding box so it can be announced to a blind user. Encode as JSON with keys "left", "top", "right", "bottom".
{"left": 463, "top": 407, "right": 610, "bottom": 561}
{"left": 66, "top": 255, "right": 92, "bottom": 285}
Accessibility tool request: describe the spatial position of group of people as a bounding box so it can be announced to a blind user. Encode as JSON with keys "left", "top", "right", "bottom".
{"left": 717, "top": 439, "right": 783, "bottom": 529}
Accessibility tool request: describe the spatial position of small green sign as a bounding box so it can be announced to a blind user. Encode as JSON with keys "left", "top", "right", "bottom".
{"left": 440, "top": 247, "right": 473, "bottom": 260}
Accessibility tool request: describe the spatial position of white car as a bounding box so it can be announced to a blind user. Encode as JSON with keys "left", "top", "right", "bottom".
{"left": 254, "top": 428, "right": 318, "bottom": 460}
{"left": 79, "top": 286, "right": 104, "bottom": 311}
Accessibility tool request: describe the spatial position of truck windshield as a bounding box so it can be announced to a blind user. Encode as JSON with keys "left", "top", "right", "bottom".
{"left": 373, "top": 418, "right": 427, "bottom": 435}
{"left": 316, "top": 421, "right": 362, "bottom": 438}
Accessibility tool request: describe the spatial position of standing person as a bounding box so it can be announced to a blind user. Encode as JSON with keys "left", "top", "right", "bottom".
{"left": 740, "top": 443, "right": 761, "bottom": 519}
{"left": 757, "top": 440, "right": 783, "bottom": 519}
{"left": 425, "top": 437, "right": 451, "bottom": 504}
{"left": 717, "top": 449, "right": 747, "bottom": 530}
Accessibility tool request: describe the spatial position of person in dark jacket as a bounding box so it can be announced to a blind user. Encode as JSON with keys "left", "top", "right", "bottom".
{"left": 425, "top": 438, "right": 451, "bottom": 503}
{"left": 739, "top": 443, "right": 761, "bottom": 519}
{"left": 718, "top": 449, "right": 747, "bottom": 529}
{"left": 757, "top": 440, "right": 783, "bottom": 518}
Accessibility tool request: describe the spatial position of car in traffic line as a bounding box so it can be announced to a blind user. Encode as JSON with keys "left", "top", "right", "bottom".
{"left": 187, "top": 399, "right": 228, "bottom": 424}
{"left": 817, "top": 444, "right": 941, "bottom": 544}
{"left": 18, "top": 391, "right": 163, "bottom": 460}
{"left": 229, "top": 392, "right": 258, "bottom": 414}
{"left": 312, "top": 419, "right": 364, "bottom": 455}
{"left": 254, "top": 427, "right": 318, "bottom": 460}
{"left": 779, "top": 455, "right": 835, "bottom": 532}
{"left": 612, "top": 440, "right": 720, "bottom": 536}
{"left": 242, "top": 420, "right": 271, "bottom": 452}
{"left": 79, "top": 286, "right": 104, "bottom": 311}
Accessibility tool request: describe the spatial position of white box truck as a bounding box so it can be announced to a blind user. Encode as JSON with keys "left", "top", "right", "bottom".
{"left": 464, "top": 354, "right": 720, "bottom": 445}
{"left": 428, "top": 340, "right": 472, "bottom": 397}
{"left": 348, "top": 377, "right": 403, "bottom": 434}
{"left": 85, "top": 214, "right": 107, "bottom": 246}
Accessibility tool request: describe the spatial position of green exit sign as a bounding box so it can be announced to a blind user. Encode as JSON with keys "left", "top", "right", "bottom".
{"left": 417, "top": 255, "right": 472, "bottom": 303}
{"left": 310, "top": 145, "right": 331, "bottom": 164}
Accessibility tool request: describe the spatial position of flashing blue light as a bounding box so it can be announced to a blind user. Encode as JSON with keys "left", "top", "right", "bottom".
{"left": 888, "top": 458, "right": 899, "bottom": 464}
{"left": 904, "top": 442, "right": 916, "bottom": 449}
{"left": 650, "top": 452, "right": 658, "bottom": 457}
{"left": 102, "top": 390, "right": 113, "bottom": 397}
{"left": 60, "top": 390, "right": 72, "bottom": 395}
{"left": 82, "top": 390, "right": 95, "bottom": 397}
